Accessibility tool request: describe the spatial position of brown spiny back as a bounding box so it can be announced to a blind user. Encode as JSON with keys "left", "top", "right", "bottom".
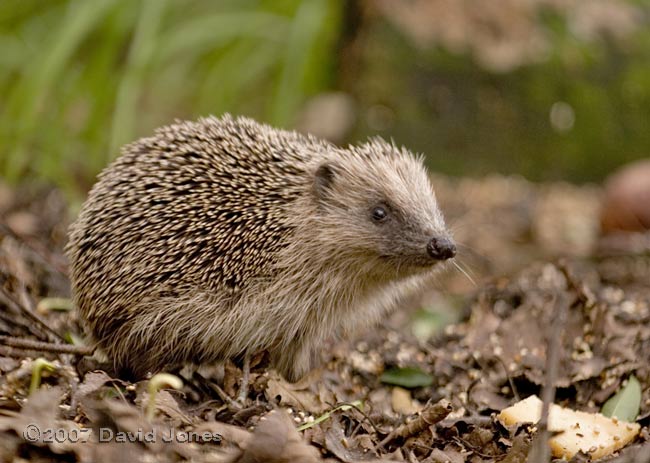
{"left": 67, "top": 114, "right": 451, "bottom": 380}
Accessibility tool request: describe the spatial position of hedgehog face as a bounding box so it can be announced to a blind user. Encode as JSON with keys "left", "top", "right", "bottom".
{"left": 312, "top": 140, "right": 455, "bottom": 277}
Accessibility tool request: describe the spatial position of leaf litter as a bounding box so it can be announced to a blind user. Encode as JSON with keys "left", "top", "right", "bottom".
{"left": 1, "top": 176, "right": 649, "bottom": 462}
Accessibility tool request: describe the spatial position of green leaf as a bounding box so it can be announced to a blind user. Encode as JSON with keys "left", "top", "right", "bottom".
{"left": 109, "top": 0, "right": 169, "bottom": 158}
{"left": 380, "top": 367, "right": 433, "bottom": 388}
{"left": 2, "top": 0, "right": 116, "bottom": 180}
{"left": 411, "top": 307, "right": 455, "bottom": 341}
{"left": 269, "top": 0, "right": 332, "bottom": 126}
{"left": 601, "top": 375, "right": 641, "bottom": 422}
{"left": 155, "top": 12, "right": 288, "bottom": 63}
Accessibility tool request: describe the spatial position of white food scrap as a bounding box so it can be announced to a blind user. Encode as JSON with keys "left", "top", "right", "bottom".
{"left": 498, "top": 395, "right": 640, "bottom": 459}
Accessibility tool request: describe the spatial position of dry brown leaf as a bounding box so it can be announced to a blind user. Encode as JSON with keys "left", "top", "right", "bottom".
{"left": 265, "top": 372, "right": 325, "bottom": 414}
{"left": 206, "top": 410, "right": 323, "bottom": 463}
{"left": 428, "top": 447, "right": 465, "bottom": 463}
{"left": 193, "top": 420, "right": 252, "bottom": 446}
{"left": 391, "top": 387, "right": 421, "bottom": 415}
{"left": 150, "top": 390, "right": 192, "bottom": 426}
{"left": 0, "top": 387, "right": 79, "bottom": 456}
{"left": 73, "top": 370, "right": 124, "bottom": 405}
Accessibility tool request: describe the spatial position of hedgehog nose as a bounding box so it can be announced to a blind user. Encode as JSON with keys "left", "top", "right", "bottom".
{"left": 427, "top": 237, "right": 456, "bottom": 260}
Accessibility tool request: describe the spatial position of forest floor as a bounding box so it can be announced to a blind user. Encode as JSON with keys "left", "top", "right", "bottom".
{"left": 0, "top": 175, "right": 649, "bottom": 462}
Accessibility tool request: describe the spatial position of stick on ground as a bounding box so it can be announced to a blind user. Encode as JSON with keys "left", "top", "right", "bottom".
{"left": 380, "top": 398, "right": 453, "bottom": 448}
{"left": 0, "top": 335, "right": 94, "bottom": 355}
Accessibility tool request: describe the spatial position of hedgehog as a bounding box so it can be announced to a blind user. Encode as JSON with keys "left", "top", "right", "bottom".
{"left": 66, "top": 114, "right": 456, "bottom": 382}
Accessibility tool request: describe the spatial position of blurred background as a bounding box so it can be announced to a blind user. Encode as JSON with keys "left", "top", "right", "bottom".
{"left": 2, "top": 0, "right": 650, "bottom": 199}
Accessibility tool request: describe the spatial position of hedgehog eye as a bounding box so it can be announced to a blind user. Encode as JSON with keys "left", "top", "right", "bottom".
{"left": 371, "top": 206, "right": 388, "bottom": 222}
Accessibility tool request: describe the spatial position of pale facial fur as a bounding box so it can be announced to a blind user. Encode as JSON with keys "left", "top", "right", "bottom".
{"left": 261, "top": 139, "right": 454, "bottom": 380}
{"left": 310, "top": 139, "right": 451, "bottom": 276}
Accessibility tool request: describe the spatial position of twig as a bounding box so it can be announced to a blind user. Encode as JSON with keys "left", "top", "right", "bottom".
{"left": 452, "top": 436, "right": 495, "bottom": 459}
{"left": 439, "top": 414, "right": 492, "bottom": 428}
{"left": 528, "top": 292, "right": 569, "bottom": 463}
{"left": 0, "top": 286, "right": 64, "bottom": 341}
{"left": 0, "top": 290, "right": 48, "bottom": 340}
{"left": 0, "top": 223, "right": 69, "bottom": 277}
{"left": 336, "top": 401, "right": 384, "bottom": 436}
{"left": 379, "top": 398, "right": 452, "bottom": 448}
{"left": 0, "top": 345, "right": 43, "bottom": 358}
{"left": 557, "top": 259, "right": 596, "bottom": 309}
{"left": 0, "top": 335, "right": 94, "bottom": 355}
{"left": 495, "top": 355, "right": 520, "bottom": 401}
{"left": 0, "top": 310, "right": 41, "bottom": 339}
{"left": 193, "top": 371, "right": 241, "bottom": 410}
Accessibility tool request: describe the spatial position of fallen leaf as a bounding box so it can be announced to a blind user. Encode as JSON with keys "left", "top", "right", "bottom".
{"left": 264, "top": 372, "right": 324, "bottom": 413}
{"left": 74, "top": 370, "right": 124, "bottom": 405}
{"left": 0, "top": 387, "right": 79, "bottom": 456}
{"left": 146, "top": 390, "right": 192, "bottom": 426}
{"left": 391, "top": 387, "right": 421, "bottom": 414}
{"left": 206, "top": 410, "right": 323, "bottom": 463}
{"left": 323, "top": 415, "right": 363, "bottom": 462}
{"left": 601, "top": 375, "right": 641, "bottom": 422}
{"left": 380, "top": 367, "right": 433, "bottom": 388}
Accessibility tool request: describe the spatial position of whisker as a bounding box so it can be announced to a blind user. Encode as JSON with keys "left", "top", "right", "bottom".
{"left": 452, "top": 260, "right": 477, "bottom": 288}
{"left": 454, "top": 242, "right": 493, "bottom": 268}
{"left": 448, "top": 219, "right": 469, "bottom": 235}
{"left": 454, "top": 256, "right": 479, "bottom": 280}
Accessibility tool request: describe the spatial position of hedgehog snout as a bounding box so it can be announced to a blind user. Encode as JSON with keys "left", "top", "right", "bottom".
{"left": 426, "top": 236, "right": 456, "bottom": 260}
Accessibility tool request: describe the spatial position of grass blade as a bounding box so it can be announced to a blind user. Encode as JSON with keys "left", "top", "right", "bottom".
{"left": 108, "top": 0, "right": 169, "bottom": 158}
{"left": 2, "top": 0, "right": 115, "bottom": 179}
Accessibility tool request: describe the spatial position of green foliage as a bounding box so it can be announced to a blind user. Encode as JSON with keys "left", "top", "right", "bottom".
{"left": 0, "top": 0, "right": 341, "bottom": 197}
{"left": 29, "top": 358, "right": 57, "bottom": 395}
{"left": 601, "top": 375, "right": 641, "bottom": 422}
{"left": 352, "top": 3, "right": 650, "bottom": 182}
{"left": 3, "top": 0, "right": 648, "bottom": 194}
{"left": 380, "top": 367, "right": 433, "bottom": 389}
{"left": 411, "top": 305, "right": 457, "bottom": 342}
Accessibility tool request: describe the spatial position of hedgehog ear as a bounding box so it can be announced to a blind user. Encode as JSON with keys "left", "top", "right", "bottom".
{"left": 313, "top": 163, "right": 337, "bottom": 200}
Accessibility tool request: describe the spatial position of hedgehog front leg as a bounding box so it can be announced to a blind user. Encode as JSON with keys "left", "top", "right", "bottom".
{"left": 237, "top": 354, "right": 251, "bottom": 403}
{"left": 272, "top": 338, "right": 319, "bottom": 383}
